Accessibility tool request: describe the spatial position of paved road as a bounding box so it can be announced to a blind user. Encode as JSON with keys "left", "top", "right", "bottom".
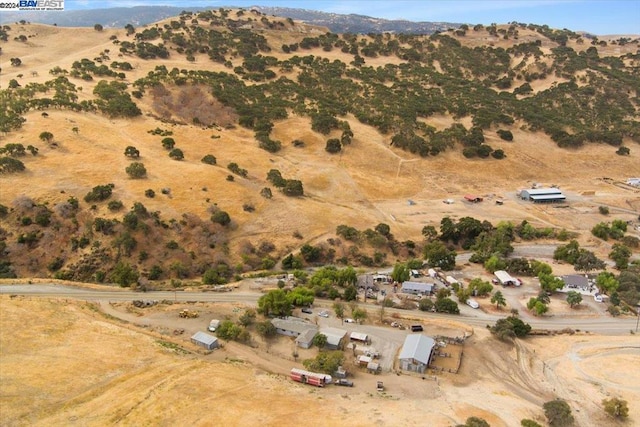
{"left": 2, "top": 284, "right": 638, "bottom": 335}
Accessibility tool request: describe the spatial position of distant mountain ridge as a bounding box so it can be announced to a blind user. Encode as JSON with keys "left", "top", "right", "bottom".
{"left": 0, "top": 4, "right": 460, "bottom": 34}
{"left": 251, "top": 6, "right": 460, "bottom": 34}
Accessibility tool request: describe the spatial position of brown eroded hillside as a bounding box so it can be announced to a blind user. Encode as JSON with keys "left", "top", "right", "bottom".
{"left": 0, "top": 13, "right": 639, "bottom": 281}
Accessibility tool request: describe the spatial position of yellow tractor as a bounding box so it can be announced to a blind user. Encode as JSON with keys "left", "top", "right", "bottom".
{"left": 178, "top": 309, "right": 199, "bottom": 318}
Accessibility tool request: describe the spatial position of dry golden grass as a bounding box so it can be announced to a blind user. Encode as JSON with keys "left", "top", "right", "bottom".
{"left": 1, "top": 22, "right": 638, "bottom": 269}
{"left": 1, "top": 296, "right": 638, "bottom": 426}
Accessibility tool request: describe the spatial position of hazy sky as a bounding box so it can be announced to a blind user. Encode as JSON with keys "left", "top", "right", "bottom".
{"left": 65, "top": 0, "right": 639, "bottom": 35}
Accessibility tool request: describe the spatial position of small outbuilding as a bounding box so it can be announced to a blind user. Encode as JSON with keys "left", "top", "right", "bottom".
{"left": 464, "top": 194, "right": 483, "bottom": 203}
{"left": 295, "top": 328, "right": 318, "bottom": 349}
{"left": 350, "top": 331, "right": 369, "bottom": 343}
{"left": 373, "top": 274, "right": 391, "bottom": 284}
{"left": 626, "top": 178, "right": 640, "bottom": 187}
{"left": 320, "top": 327, "right": 347, "bottom": 350}
{"left": 191, "top": 331, "right": 219, "bottom": 350}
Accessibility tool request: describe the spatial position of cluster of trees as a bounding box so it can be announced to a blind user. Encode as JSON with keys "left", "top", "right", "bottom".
{"left": 122, "top": 13, "right": 639, "bottom": 162}
{"left": 417, "top": 288, "right": 460, "bottom": 314}
{"left": 93, "top": 80, "right": 141, "bottom": 118}
{"left": 70, "top": 58, "right": 125, "bottom": 80}
{"left": 266, "top": 169, "right": 304, "bottom": 197}
{"left": 5, "top": 188, "right": 235, "bottom": 284}
{"left": 257, "top": 287, "right": 313, "bottom": 317}
{"left": 591, "top": 219, "right": 628, "bottom": 240}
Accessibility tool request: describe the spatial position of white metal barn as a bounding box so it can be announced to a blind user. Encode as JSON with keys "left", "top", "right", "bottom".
{"left": 398, "top": 334, "right": 436, "bottom": 374}
{"left": 519, "top": 188, "right": 566, "bottom": 203}
{"left": 191, "top": 331, "right": 219, "bottom": 350}
{"left": 494, "top": 270, "right": 519, "bottom": 286}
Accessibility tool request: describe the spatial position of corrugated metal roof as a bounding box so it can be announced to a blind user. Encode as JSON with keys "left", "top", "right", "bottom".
{"left": 561, "top": 275, "right": 589, "bottom": 288}
{"left": 530, "top": 194, "right": 566, "bottom": 200}
{"left": 350, "top": 331, "right": 368, "bottom": 341}
{"left": 295, "top": 328, "right": 317, "bottom": 344}
{"left": 401, "top": 281, "right": 434, "bottom": 291}
{"left": 399, "top": 334, "right": 435, "bottom": 365}
{"left": 191, "top": 331, "right": 217, "bottom": 346}
{"left": 522, "top": 188, "right": 563, "bottom": 195}
{"left": 494, "top": 270, "right": 516, "bottom": 283}
{"left": 272, "top": 318, "right": 317, "bottom": 334}
{"left": 320, "top": 327, "right": 347, "bottom": 345}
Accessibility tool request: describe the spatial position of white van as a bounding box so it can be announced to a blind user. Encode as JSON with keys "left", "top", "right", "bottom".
{"left": 466, "top": 299, "right": 479, "bottom": 309}
{"left": 208, "top": 319, "right": 220, "bottom": 332}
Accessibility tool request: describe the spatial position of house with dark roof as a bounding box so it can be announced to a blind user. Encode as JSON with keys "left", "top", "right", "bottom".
{"left": 398, "top": 334, "right": 436, "bottom": 373}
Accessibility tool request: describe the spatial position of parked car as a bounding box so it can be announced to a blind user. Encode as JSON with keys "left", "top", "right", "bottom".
{"left": 466, "top": 299, "right": 479, "bottom": 309}
{"left": 319, "top": 310, "right": 329, "bottom": 318}
{"left": 301, "top": 307, "right": 313, "bottom": 314}
{"left": 344, "top": 318, "right": 355, "bottom": 323}
{"left": 336, "top": 379, "right": 354, "bottom": 387}
{"left": 208, "top": 319, "right": 220, "bottom": 332}
{"left": 411, "top": 325, "right": 423, "bottom": 332}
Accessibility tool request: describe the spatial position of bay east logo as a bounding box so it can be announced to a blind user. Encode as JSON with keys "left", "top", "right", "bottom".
{"left": 2, "top": 0, "right": 65, "bottom": 11}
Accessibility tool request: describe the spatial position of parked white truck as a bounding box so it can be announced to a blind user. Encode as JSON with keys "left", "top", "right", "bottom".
{"left": 208, "top": 319, "right": 220, "bottom": 332}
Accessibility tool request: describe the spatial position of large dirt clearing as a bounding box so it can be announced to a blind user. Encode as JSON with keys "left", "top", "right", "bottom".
{"left": 1, "top": 296, "right": 638, "bottom": 426}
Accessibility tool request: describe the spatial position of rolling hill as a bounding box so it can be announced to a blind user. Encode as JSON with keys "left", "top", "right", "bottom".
{"left": 0, "top": 8, "right": 639, "bottom": 285}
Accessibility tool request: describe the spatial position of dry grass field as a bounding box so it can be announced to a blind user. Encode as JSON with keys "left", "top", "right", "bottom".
{"left": 1, "top": 295, "right": 639, "bottom": 426}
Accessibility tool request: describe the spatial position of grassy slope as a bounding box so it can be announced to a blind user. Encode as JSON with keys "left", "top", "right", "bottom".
{"left": 0, "top": 17, "right": 639, "bottom": 277}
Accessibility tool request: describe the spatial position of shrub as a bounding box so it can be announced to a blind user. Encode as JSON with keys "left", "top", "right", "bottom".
{"left": 602, "top": 397, "right": 629, "bottom": 420}
{"left": 260, "top": 187, "right": 272, "bottom": 199}
{"left": 201, "top": 154, "right": 217, "bottom": 165}
{"left": 419, "top": 298, "right": 435, "bottom": 312}
{"left": 124, "top": 146, "right": 140, "bottom": 158}
{"left": 145, "top": 189, "right": 155, "bottom": 198}
{"left": 211, "top": 210, "right": 231, "bottom": 226}
{"left": 435, "top": 297, "right": 459, "bottom": 314}
{"left": 0, "top": 157, "right": 26, "bottom": 173}
{"left": 491, "top": 149, "right": 505, "bottom": 159}
{"left": 126, "top": 162, "right": 147, "bottom": 178}
{"left": 325, "top": 138, "right": 342, "bottom": 153}
{"left": 148, "top": 265, "right": 163, "bottom": 280}
{"left": 169, "top": 148, "right": 184, "bottom": 160}
{"left": 497, "top": 129, "right": 513, "bottom": 141}
{"left": 227, "top": 162, "right": 248, "bottom": 177}
{"left": 543, "top": 399, "right": 574, "bottom": 427}
{"left": 47, "top": 257, "right": 64, "bottom": 272}
{"left": 282, "top": 179, "right": 304, "bottom": 196}
{"left": 107, "top": 200, "right": 124, "bottom": 211}
{"left": 84, "top": 184, "right": 113, "bottom": 202}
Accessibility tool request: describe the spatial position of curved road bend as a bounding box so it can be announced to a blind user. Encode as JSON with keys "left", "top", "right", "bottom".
{"left": 2, "top": 284, "right": 638, "bottom": 336}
